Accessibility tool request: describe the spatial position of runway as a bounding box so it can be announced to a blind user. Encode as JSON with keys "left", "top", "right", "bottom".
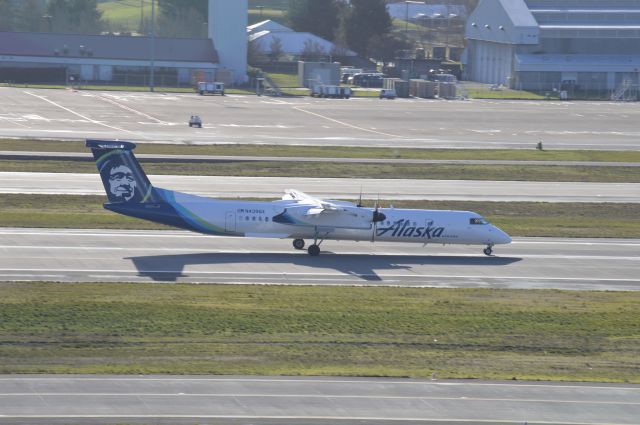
{"left": 1, "top": 228, "right": 638, "bottom": 290}
{"left": 2, "top": 172, "right": 639, "bottom": 202}
{"left": 2, "top": 87, "right": 640, "bottom": 150}
{"left": 0, "top": 375, "right": 638, "bottom": 425}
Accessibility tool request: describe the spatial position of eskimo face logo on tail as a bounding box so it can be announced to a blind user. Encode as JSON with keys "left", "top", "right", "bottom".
{"left": 108, "top": 164, "right": 137, "bottom": 202}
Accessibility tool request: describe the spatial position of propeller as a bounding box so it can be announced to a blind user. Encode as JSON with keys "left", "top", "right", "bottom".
{"left": 371, "top": 194, "right": 386, "bottom": 243}
{"left": 357, "top": 186, "right": 363, "bottom": 208}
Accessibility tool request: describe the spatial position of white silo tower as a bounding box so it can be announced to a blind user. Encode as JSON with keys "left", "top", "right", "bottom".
{"left": 208, "top": 0, "right": 248, "bottom": 83}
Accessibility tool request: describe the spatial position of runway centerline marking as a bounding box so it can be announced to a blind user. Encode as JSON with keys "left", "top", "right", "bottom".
{"left": 1, "top": 393, "right": 637, "bottom": 405}
{"left": 22, "top": 91, "right": 140, "bottom": 137}
{"left": 0, "top": 415, "right": 631, "bottom": 425}
{"left": 2, "top": 246, "right": 639, "bottom": 262}
{"left": 1, "top": 268, "right": 638, "bottom": 283}
{"left": 293, "top": 106, "right": 408, "bottom": 139}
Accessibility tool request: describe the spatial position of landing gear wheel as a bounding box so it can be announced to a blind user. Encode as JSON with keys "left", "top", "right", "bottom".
{"left": 483, "top": 246, "right": 493, "bottom": 256}
{"left": 307, "top": 244, "right": 320, "bottom": 256}
{"left": 293, "top": 238, "right": 305, "bottom": 250}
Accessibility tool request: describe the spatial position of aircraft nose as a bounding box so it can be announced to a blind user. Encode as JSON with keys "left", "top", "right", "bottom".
{"left": 493, "top": 227, "right": 512, "bottom": 244}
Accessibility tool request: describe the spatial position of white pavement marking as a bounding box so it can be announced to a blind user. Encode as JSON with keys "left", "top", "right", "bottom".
{"left": 92, "top": 93, "right": 168, "bottom": 125}
{"left": 0, "top": 269, "right": 637, "bottom": 283}
{"left": 0, "top": 416, "right": 630, "bottom": 425}
{"left": 22, "top": 91, "right": 141, "bottom": 137}
{"left": 1, "top": 393, "right": 638, "bottom": 405}
{"left": 294, "top": 106, "right": 408, "bottom": 139}
{"left": 1, "top": 246, "right": 639, "bottom": 261}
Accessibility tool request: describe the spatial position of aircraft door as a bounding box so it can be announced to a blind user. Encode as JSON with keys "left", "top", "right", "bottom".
{"left": 225, "top": 211, "right": 236, "bottom": 232}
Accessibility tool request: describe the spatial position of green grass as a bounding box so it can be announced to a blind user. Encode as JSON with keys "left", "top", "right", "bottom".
{"left": 267, "top": 73, "right": 300, "bottom": 88}
{"left": 2, "top": 159, "right": 639, "bottom": 183}
{"left": 2, "top": 194, "right": 639, "bottom": 238}
{"left": 3, "top": 139, "right": 639, "bottom": 163}
{"left": 465, "top": 88, "right": 547, "bottom": 100}
{"left": 0, "top": 282, "right": 638, "bottom": 382}
{"left": 98, "top": 1, "right": 151, "bottom": 31}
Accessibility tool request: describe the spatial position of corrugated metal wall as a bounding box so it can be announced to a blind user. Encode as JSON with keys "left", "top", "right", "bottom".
{"left": 468, "top": 40, "right": 514, "bottom": 85}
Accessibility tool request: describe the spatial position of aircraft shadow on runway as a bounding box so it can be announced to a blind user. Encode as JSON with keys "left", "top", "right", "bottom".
{"left": 126, "top": 252, "right": 521, "bottom": 283}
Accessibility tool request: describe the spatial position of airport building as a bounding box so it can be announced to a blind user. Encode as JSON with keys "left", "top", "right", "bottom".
{"left": 0, "top": 0, "right": 248, "bottom": 85}
{"left": 463, "top": 0, "right": 640, "bottom": 94}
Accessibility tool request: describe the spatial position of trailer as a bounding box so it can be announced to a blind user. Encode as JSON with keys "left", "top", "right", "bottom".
{"left": 309, "top": 84, "right": 351, "bottom": 99}
{"left": 197, "top": 81, "right": 225, "bottom": 96}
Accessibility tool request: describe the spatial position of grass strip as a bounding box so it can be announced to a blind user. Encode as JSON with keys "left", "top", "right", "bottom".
{"left": 2, "top": 139, "right": 639, "bottom": 163}
{"left": 0, "top": 282, "right": 638, "bottom": 382}
{"left": 2, "top": 159, "right": 639, "bottom": 183}
{"left": 2, "top": 194, "right": 639, "bottom": 238}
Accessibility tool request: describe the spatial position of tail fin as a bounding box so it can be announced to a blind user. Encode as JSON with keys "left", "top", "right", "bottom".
{"left": 86, "top": 139, "right": 158, "bottom": 204}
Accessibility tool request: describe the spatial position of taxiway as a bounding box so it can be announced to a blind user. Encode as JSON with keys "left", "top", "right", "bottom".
{"left": 0, "top": 375, "right": 638, "bottom": 425}
{"left": 2, "top": 87, "right": 640, "bottom": 150}
{"left": 2, "top": 172, "right": 639, "bottom": 202}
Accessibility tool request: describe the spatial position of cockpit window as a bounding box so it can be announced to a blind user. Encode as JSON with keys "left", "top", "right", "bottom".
{"left": 470, "top": 217, "right": 489, "bottom": 225}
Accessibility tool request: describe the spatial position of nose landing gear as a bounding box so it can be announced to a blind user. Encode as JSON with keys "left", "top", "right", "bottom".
{"left": 483, "top": 245, "right": 493, "bottom": 256}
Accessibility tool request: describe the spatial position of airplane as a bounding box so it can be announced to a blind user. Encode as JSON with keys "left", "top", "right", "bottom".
{"left": 87, "top": 139, "right": 512, "bottom": 256}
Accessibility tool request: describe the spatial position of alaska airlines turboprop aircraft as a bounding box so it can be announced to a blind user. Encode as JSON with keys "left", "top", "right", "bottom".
{"left": 87, "top": 139, "right": 512, "bottom": 256}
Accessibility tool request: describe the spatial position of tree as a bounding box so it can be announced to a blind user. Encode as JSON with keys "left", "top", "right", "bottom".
{"left": 268, "top": 36, "right": 284, "bottom": 62}
{"left": 341, "top": 0, "right": 392, "bottom": 57}
{"left": 0, "top": 0, "right": 16, "bottom": 31}
{"left": 15, "top": 0, "right": 47, "bottom": 32}
{"left": 368, "top": 33, "right": 412, "bottom": 65}
{"left": 158, "top": 0, "right": 207, "bottom": 19}
{"left": 300, "top": 39, "right": 326, "bottom": 62}
{"left": 46, "top": 0, "right": 103, "bottom": 34}
{"left": 286, "top": 0, "right": 341, "bottom": 41}
{"left": 157, "top": 0, "right": 207, "bottom": 38}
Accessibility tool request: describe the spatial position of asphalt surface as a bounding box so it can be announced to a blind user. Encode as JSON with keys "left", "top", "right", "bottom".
{"left": 2, "top": 87, "right": 640, "bottom": 150}
{"left": 0, "top": 375, "right": 638, "bottom": 425}
{"left": 2, "top": 172, "right": 638, "bottom": 202}
{"left": 2, "top": 150, "right": 640, "bottom": 166}
{"left": 1, "top": 228, "right": 638, "bottom": 290}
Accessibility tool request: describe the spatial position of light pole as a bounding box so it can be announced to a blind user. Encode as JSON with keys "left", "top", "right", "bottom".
{"left": 43, "top": 14, "right": 52, "bottom": 32}
{"left": 149, "top": 0, "right": 155, "bottom": 92}
{"left": 405, "top": 1, "right": 409, "bottom": 36}
{"left": 257, "top": 6, "right": 264, "bottom": 20}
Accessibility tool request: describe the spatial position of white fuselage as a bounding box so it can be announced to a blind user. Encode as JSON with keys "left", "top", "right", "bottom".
{"left": 168, "top": 190, "right": 512, "bottom": 247}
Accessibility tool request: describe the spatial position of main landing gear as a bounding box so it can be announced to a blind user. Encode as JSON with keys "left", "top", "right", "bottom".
{"left": 294, "top": 230, "right": 329, "bottom": 256}
{"left": 483, "top": 245, "right": 493, "bottom": 256}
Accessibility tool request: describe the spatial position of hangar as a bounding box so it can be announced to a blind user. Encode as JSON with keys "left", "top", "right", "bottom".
{"left": 0, "top": 31, "right": 218, "bottom": 86}
{"left": 0, "top": 0, "right": 247, "bottom": 85}
{"left": 463, "top": 0, "right": 640, "bottom": 94}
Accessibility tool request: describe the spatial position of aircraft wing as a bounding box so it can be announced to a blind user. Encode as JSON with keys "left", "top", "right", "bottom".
{"left": 277, "top": 189, "right": 374, "bottom": 229}
{"left": 283, "top": 189, "right": 358, "bottom": 217}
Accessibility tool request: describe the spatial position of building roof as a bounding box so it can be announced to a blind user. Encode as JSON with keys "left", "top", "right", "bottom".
{"left": 0, "top": 31, "right": 217, "bottom": 63}
{"left": 386, "top": 2, "right": 467, "bottom": 20}
{"left": 527, "top": 0, "right": 640, "bottom": 38}
{"left": 465, "top": 0, "right": 539, "bottom": 45}
{"left": 501, "top": 0, "right": 538, "bottom": 27}
{"left": 247, "top": 20, "right": 292, "bottom": 35}
{"left": 249, "top": 31, "right": 356, "bottom": 57}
